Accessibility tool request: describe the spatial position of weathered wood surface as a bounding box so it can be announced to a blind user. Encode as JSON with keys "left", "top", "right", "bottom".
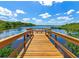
{"left": 23, "top": 32, "right": 63, "bottom": 58}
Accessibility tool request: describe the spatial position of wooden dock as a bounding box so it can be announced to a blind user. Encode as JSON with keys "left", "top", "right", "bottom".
{"left": 23, "top": 32, "right": 64, "bottom": 58}
{"left": 0, "top": 28, "right": 78, "bottom": 58}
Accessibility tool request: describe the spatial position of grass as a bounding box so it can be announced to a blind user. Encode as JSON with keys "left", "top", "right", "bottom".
{"left": 0, "top": 45, "right": 14, "bottom": 57}
{"left": 64, "top": 41, "right": 79, "bottom": 57}
{"left": 57, "top": 23, "right": 79, "bottom": 57}
{"left": 58, "top": 23, "right": 79, "bottom": 31}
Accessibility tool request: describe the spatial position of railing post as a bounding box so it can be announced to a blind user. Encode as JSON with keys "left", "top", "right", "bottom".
{"left": 31, "top": 30, "right": 33, "bottom": 35}
{"left": 54, "top": 35, "right": 57, "bottom": 47}
{"left": 24, "top": 32, "right": 27, "bottom": 51}
{"left": 45, "top": 29, "right": 47, "bottom": 35}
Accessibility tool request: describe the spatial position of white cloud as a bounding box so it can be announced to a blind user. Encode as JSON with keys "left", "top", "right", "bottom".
{"left": 0, "top": 15, "right": 18, "bottom": 22}
{"left": 21, "top": 18, "right": 31, "bottom": 23}
{"left": 76, "top": 11, "right": 79, "bottom": 14}
{"left": 0, "top": 6, "right": 12, "bottom": 16}
{"left": 16, "top": 9, "right": 25, "bottom": 14}
{"left": 9, "top": 18, "right": 18, "bottom": 22}
{"left": 32, "top": 18, "right": 36, "bottom": 21}
{"left": 48, "top": 19, "right": 55, "bottom": 23}
{"left": 22, "top": 18, "right": 43, "bottom": 24}
{"left": 32, "top": 18, "right": 43, "bottom": 25}
{"left": 14, "top": 13, "right": 18, "bottom": 17}
{"left": 55, "top": 0, "right": 63, "bottom": 3}
{"left": 57, "top": 16, "right": 73, "bottom": 20}
{"left": 47, "top": 19, "right": 65, "bottom": 25}
{"left": 38, "top": 0, "right": 63, "bottom": 6}
{"left": 39, "top": 13, "right": 51, "bottom": 18}
{"left": 35, "top": 19, "right": 43, "bottom": 23}
{"left": 66, "top": 9, "right": 75, "bottom": 15}
{"left": 32, "top": 18, "right": 43, "bottom": 22}
{"left": 55, "top": 13, "right": 60, "bottom": 16}
{"left": 0, "top": 7, "right": 25, "bottom": 17}
{"left": 39, "top": 0, "right": 53, "bottom": 6}
{"left": 0, "top": 6, "right": 27, "bottom": 22}
{"left": 13, "top": 9, "right": 26, "bottom": 17}
{"left": 48, "top": 17, "right": 74, "bottom": 25}
{"left": 14, "top": 9, "right": 25, "bottom": 17}
{"left": 22, "top": 18, "right": 31, "bottom": 21}
{"left": 0, "top": 16, "right": 8, "bottom": 21}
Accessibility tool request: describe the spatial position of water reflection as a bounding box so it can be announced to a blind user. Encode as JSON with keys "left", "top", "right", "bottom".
{"left": 52, "top": 29, "right": 68, "bottom": 34}
{"left": 0, "top": 25, "right": 52, "bottom": 39}
{"left": 0, "top": 28, "right": 26, "bottom": 39}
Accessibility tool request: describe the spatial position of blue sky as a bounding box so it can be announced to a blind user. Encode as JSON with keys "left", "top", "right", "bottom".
{"left": 0, "top": 1, "right": 79, "bottom": 25}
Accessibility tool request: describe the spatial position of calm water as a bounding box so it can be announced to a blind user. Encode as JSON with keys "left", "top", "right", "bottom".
{"left": 0, "top": 25, "right": 77, "bottom": 48}
{"left": 0, "top": 25, "right": 52, "bottom": 39}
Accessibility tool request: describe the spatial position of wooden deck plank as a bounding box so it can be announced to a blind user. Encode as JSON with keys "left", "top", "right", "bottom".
{"left": 23, "top": 32, "right": 64, "bottom": 58}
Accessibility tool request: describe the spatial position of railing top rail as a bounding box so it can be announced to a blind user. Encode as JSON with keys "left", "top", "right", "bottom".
{"left": 0, "top": 31, "right": 27, "bottom": 49}
{"left": 51, "top": 31, "right": 79, "bottom": 46}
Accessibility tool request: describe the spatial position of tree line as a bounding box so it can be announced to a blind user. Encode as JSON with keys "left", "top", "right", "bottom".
{"left": 0, "top": 20, "right": 35, "bottom": 31}
{"left": 57, "top": 23, "right": 79, "bottom": 31}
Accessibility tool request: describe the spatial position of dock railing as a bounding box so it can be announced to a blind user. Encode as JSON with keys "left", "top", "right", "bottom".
{"left": 45, "top": 28, "right": 79, "bottom": 58}
{"left": 0, "top": 28, "right": 34, "bottom": 57}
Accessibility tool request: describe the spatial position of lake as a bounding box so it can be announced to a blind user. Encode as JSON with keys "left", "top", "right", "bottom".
{"left": 0, "top": 25, "right": 67, "bottom": 39}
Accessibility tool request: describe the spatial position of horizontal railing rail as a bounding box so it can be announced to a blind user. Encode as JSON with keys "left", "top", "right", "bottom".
{"left": 0, "top": 32, "right": 25, "bottom": 49}
{"left": 52, "top": 31, "right": 79, "bottom": 46}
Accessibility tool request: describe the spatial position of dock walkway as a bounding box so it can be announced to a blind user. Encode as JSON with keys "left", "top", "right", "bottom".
{"left": 23, "top": 32, "right": 63, "bottom": 58}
